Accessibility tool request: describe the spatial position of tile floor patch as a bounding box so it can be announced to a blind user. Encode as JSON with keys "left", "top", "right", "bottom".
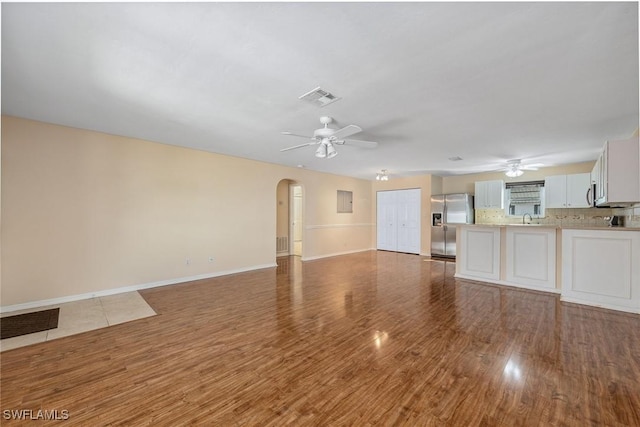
{"left": 102, "top": 292, "right": 157, "bottom": 326}
{"left": 0, "top": 292, "right": 156, "bottom": 352}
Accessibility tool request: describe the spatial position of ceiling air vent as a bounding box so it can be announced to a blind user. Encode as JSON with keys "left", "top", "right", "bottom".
{"left": 299, "top": 87, "right": 341, "bottom": 107}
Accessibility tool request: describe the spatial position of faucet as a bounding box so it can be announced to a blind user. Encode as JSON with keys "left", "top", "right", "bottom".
{"left": 523, "top": 213, "right": 533, "bottom": 225}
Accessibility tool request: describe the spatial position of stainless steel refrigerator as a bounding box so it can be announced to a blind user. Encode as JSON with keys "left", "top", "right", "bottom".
{"left": 430, "top": 193, "right": 474, "bottom": 258}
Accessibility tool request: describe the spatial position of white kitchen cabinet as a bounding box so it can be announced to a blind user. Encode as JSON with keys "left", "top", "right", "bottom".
{"left": 594, "top": 137, "right": 640, "bottom": 207}
{"left": 544, "top": 175, "right": 566, "bottom": 208}
{"left": 505, "top": 227, "right": 556, "bottom": 291}
{"left": 457, "top": 225, "right": 501, "bottom": 281}
{"left": 545, "top": 173, "right": 591, "bottom": 208}
{"left": 566, "top": 173, "right": 592, "bottom": 208}
{"left": 474, "top": 180, "right": 504, "bottom": 209}
{"left": 590, "top": 155, "right": 602, "bottom": 204}
{"left": 561, "top": 229, "right": 640, "bottom": 313}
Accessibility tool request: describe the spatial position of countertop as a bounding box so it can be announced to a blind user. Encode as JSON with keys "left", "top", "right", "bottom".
{"left": 457, "top": 224, "right": 640, "bottom": 231}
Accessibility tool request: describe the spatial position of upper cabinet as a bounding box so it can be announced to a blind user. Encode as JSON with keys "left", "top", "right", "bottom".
{"left": 474, "top": 180, "right": 504, "bottom": 209}
{"left": 591, "top": 154, "right": 603, "bottom": 202}
{"left": 594, "top": 137, "right": 640, "bottom": 207}
{"left": 545, "top": 173, "right": 591, "bottom": 208}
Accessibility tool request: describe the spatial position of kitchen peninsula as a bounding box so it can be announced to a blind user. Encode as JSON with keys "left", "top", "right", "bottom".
{"left": 455, "top": 224, "right": 640, "bottom": 314}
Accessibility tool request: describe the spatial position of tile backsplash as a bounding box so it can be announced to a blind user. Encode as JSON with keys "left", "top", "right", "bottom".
{"left": 614, "top": 204, "right": 640, "bottom": 228}
{"left": 475, "top": 204, "right": 640, "bottom": 228}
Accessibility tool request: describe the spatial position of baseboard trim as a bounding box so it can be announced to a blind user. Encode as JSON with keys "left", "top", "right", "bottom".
{"left": 0, "top": 263, "right": 277, "bottom": 313}
{"left": 560, "top": 296, "right": 640, "bottom": 314}
{"left": 302, "top": 248, "right": 375, "bottom": 262}
{"left": 305, "top": 223, "right": 374, "bottom": 230}
{"left": 454, "top": 273, "right": 561, "bottom": 295}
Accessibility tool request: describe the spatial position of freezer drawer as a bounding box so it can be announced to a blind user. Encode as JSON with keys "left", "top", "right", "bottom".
{"left": 445, "top": 225, "right": 457, "bottom": 257}
{"left": 431, "top": 225, "right": 445, "bottom": 256}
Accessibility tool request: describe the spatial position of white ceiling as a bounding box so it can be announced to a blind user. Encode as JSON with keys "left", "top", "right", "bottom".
{"left": 2, "top": 2, "right": 638, "bottom": 180}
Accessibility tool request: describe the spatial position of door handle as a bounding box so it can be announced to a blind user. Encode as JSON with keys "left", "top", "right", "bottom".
{"left": 586, "top": 187, "right": 592, "bottom": 205}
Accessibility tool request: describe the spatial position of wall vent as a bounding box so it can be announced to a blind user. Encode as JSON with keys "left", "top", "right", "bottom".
{"left": 299, "top": 87, "right": 341, "bottom": 107}
{"left": 276, "top": 236, "right": 289, "bottom": 253}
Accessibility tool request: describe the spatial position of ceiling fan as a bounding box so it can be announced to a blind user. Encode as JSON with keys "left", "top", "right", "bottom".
{"left": 280, "top": 116, "right": 378, "bottom": 159}
{"left": 501, "top": 159, "right": 544, "bottom": 177}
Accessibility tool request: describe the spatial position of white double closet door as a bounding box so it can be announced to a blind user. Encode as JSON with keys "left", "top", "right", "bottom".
{"left": 377, "top": 189, "right": 421, "bottom": 254}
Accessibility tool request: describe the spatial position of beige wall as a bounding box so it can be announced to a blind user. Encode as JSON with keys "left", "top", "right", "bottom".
{"left": 301, "top": 173, "right": 373, "bottom": 260}
{"left": 276, "top": 179, "right": 290, "bottom": 240}
{"left": 431, "top": 175, "right": 443, "bottom": 196}
{"left": 1, "top": 116, "right": 373, "bottom": 307}
{"left": 442, "top": 162, "right": 595, "bottom": 195}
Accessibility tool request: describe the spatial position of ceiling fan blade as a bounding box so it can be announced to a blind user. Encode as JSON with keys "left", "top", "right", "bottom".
{"left": 282, "top": 132, "right": 313, "bottom": 139}
{"left": 331, "top": 124, "right": 362, "bottom": 140}
{"left": 335, "top": 138, "right": 378, "bottom": 148}
{"left": 280, "top": 142, "right": 317, "bottom": 152}
{"left": 522, "top": 163, "right": 544, "bottom": 169}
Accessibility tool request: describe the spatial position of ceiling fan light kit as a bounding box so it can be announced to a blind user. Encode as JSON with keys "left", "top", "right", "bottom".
{"left": 376, "top": 169, "right": 389, "bottom": 181}
{"left": 505, "top": 167, "right": 524, "bottom": 178}
{"left": 315, "top": 145, "right": 326, "bottom": 158}
{"left": 503, "top": 159, "right": 541, "bottom": 178}
{"left": 315, "top": 142, "right": 338, "bottom": 159}
{"left": 326, "top": 144, "right": 337, "bottom": 158}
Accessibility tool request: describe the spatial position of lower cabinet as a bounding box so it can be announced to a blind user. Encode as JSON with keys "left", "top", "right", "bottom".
{"left": 457, "top": 225, "right": 557, "bottom": 292}
{"left": 457, "top": 226, "right": 501, "bottom": 281}
{"left": 505, "top": 227, "right": 556, "bottom": 290}
{"left": 561, "top": 229, "right": 640, "bottom": 313}
{"left": 456, "top": 225, "right": 640, "bottom": 314}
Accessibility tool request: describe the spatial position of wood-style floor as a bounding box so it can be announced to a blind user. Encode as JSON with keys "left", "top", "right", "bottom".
{"left": 2, "top": 251, "right": 639, "bottom": 425}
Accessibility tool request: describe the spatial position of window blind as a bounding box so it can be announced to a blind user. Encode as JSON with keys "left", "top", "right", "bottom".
{"left": 506, "top": 181, "right": 544, "bottom": 205}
